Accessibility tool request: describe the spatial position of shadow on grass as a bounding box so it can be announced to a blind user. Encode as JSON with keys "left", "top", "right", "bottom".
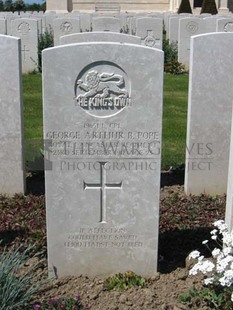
{"left": 26, "top": 171, "right": 45, "bottom": 195}
{"left": 0, "top": 230, "right": 28, "bottom": 247}
{"left": 161, "top": 165, "right": 185, "bottom": 187}
{"left": 158, "top": 227, "right": 215, "bottom": 274}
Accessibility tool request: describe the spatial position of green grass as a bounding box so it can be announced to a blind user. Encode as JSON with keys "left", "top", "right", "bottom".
{"left": 162, "top": 74, "right": 189, "bottom": 169}
{"left": 23, "top": 73, "right": 43, "bottom": 164}
{"left": 22, "top": 73, "right": 189, "bottom": 169}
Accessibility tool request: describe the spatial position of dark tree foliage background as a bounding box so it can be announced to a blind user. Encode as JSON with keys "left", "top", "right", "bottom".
{"left": 0, "top": 0, "right": 46, "bottom": 11}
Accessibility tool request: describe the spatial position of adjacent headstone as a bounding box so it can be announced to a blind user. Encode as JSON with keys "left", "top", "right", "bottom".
{"left": 203, "top": 16, "right": 218, "bottom": 33}
{"left": 226, "top": 104, "right": 233, "bottom": 231}
{"left": 0, "top": 19, "right": 6, "bottom": 34}
{"left": 168, "top": 16, "right": 179, "bottom": 43}
{"left": 185, "top": 33, "right": 233, "bottom": 195}
{"left": 43, "top": 42, "right": 163, "bottom": 278}
{"left": 11, "top": 18, "right": 39, "bottom": 73}
{"left": 217, "top": 18, "right": 233, "bottom": 32}
{"left": 178, "top": 17, "right": 205, "bottom": 67}
{"left": 0, "top": 35, "right": 25, "bottom": 195}
{"left": 60, "top": 31, "right": 141, "bottom": 45}
{"left": 92, "top": 16, "right": 121, "bottom": 32}
{"left": 53, "top": 18, "right": 80, "bottom": 46}
{"left": 79, "top": 13, "right": 91, "bottom": 32}
{"left": 136, "top": 17, "right": 163, "bottom": 49}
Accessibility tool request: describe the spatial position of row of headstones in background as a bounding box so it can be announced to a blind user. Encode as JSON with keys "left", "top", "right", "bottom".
{"left": 51, "top": 15, "right": 164, "bottom": 49}
{"left": 165, "top": 14, "right": 233, "bottom": 67}
{"left": 0, "top": 14, "right": 165, "bottom": 72}
{"left": 0, "top": 12, "right": 164, "bottom": 35}
{"left": 0, "top": 35, "right": 25, "bottom": 195}
{"left": 167, "top": 14, "right": 233, "bottom": 67}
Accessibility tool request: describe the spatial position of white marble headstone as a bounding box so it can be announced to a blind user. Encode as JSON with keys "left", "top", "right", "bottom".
{"left": 11, "top": 18, "right": 39, "bottom": 73}
{"left": 53, "top": 18, "right": 80, "bottom": 46}
{"left": 92, "top": 17, "right": 121, "bottom": 32}
{"left": 217, "top": 18, "right": 233, "bottom": 32}
{"left": 59, "top": 32, "right": 141, "bottom": 45}
{"left": 0, "top": 35, "right": 25, "bottom": 195}
{"left": 185, "top": 33, "right": 233, "bottom": 195}
{"left": 178, "top": 17, "right": 205, "bottom": 67}
{"left": 168, "top": 16, "right": 179, "bottom": 43}
{"left": 136, "top": 17, "right": 163, "bottom": 49}
{"left": 43, "top": 42, "right": 163, "bottom": 278}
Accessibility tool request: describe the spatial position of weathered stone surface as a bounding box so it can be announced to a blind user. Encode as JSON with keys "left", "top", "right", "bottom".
{"left": 53, "top": 18, "right": 80, "bottom": 45}
{"left": 43, "top": 42, "right": 163, "bottom": 278}
{"left": 185, "top": 33, "right": 233, "bottom": 195}
{"left": 136, "top": 17, "right": 163, "bottom": 49}
{"left": 0, "top": 35, "right": 25, "bottom": 195}
{"left": 11, "top": 18, "right": 39, "bottom": 73}
{"left": 0, "top": 19, "right": 6, "bottom": 34}
{"left": 178, "top": 17, "right": 205, "bottom": 68}
{"left": 92, "top": 16, "right": 121, "bottom": 32}
{"left": 217, "top": 17, "right": 233, "bottom": 32}
{"left": 59, "top": 31, "right": 141, "bottom": 45}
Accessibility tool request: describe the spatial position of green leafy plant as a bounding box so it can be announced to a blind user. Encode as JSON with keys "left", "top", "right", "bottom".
{"left": 38, "top": 28, "right": 54, "bottom": 73}
{"left": 0, "top": 243, "right": 47, "bottom": 310}
{"left": 34, "top": 294, "right": 89, "bottom": 310}
{"left": 163, "top": 38, "right": 185, "bottom": 74}
{"left": 104, "top": 271, "right": 146, "bottom": 291}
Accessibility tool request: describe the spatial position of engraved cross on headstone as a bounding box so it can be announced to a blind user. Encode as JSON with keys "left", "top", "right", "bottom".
{"left": 83, "top": 161, "right": 122, "bottom": 223}
{"left": 21, "top": 45, "right": 30, "bottom": 61}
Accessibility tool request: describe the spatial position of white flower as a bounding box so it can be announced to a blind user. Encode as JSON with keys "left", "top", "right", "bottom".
{"left": 202, "top": 240, "right": 208, "bottom": 245}
{"left": 198, "top": 255, "right": 204, "bottom": 262}
{"left": 216, "top": 256, "right": 233, "bottom": 273}
{"left": 204, "top": 277, "right": 214, "bottom": 285}
{"left": 211, "top": 235, "right": 217, "bottom": 240}
{"left": 212, "top": 248, "right": 221, "bottom": 257}
{"left": 223, "top": 233, "right": 232, "bottom": 247}
{"left": 189, "top": 250, "right": 200, "bottom": 260}
{"left": 200, "top": 260, "right": 215, "bottom": 274}
{"left": 223, "top": 247, "right": 232, "bottom": 256}
{"left": 213, "top": 220, "right": 225, "bottom": 228}
{"left": 219, "top": 271, "right": 233, "bottom": 287}
{"left": 210, "top": 229, "right": 218, "bottom": 235}
{"left": 231, "top": 292, "right": 233, "bottom": 302}
{"left": 189, "top": 265, "right": 199, "bottom": 276}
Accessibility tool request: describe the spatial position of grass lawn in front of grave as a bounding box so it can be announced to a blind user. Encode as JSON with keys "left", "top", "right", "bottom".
{"left": 22, "top": 73, "right": 189, "bottom": 170}
{"left": 162, "top": 73, "right": 189, "bottom": 169}
{"left": 23, "top": 73, "right": 43, "bottom": 141}
{"left": 23, "top": 73, "right": 43, "bottom": 168}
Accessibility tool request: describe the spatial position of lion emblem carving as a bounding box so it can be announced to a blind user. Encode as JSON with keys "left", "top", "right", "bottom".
{"left": 76, "top": 70, "right": 128, "bottom": 99}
